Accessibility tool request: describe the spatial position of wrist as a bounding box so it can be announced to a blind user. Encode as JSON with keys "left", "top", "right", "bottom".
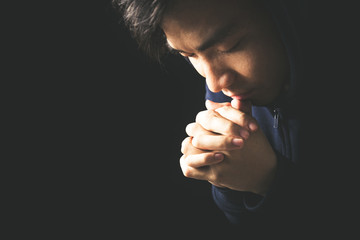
{"left": 252, "top": 151, "right": 277, "bottom": 196}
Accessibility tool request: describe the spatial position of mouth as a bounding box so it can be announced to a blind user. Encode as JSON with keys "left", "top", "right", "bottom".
{"left": 225, "top": 90, "right": 254, "bottom": 101}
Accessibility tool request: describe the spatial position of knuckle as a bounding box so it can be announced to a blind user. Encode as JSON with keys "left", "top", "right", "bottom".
{"left": 182, "top": 166, "right": 192, "bottom": 178}
{"left": 195, "top": 110, "right": 206, "bottom": 123}
{"left": 221, "top": 137, "right": 233, "bottom": 149}
{"left": 185, "top": 123, "right": 196, "bottom": 136}
{"left": 223, "top": 121, "right": 238, "bottom": 135}
{"left": 181, "top": 137, "right": 191, "bottom": 154}
{"left": 179, "top": 156, "right": 191, "bottom": 177}
{"left": 221, "top": 105, "right": 232, "bottom": 112}
{"left": 208, "top": 109, "right": 220, "bottom": 120}
{"left": 203, "top": 153, "right": 215, "bottom": 165}
{"left": 179, "top": 155, "right": 187, "bottom": 168}
{"left": 209, "top": 165, "right": 224, "bottom": 183}
{"left": 191, "top": 136, "right": 200, "bottom": 148}
{"left": 196, "top": 109, "right": 217, "bottom": 123}
{"left": 179, "top": 155, "right": 185, "bottom": 167}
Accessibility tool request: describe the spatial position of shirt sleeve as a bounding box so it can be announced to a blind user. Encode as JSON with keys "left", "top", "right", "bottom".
{"left": 204, "top": 85, "right": 232, "bottom": 103}
{"left": 212, "top": 151, "right": 301, "bottom": 225}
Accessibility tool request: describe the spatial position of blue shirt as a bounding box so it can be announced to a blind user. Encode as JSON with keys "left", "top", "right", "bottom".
{"left": 205, "top": 0, "right": 305, "bottom": 225}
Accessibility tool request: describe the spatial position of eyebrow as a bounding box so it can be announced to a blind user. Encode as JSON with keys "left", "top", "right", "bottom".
{"left": 167, "top": 23, "right": 237, "bottom": 54}
{"left": 196, "top": 23, "right": 237, "bottom": 52}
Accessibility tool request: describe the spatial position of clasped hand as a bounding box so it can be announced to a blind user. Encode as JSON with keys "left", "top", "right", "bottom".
{"left": 180, "top": 99, "right": 277, "bottom": 196}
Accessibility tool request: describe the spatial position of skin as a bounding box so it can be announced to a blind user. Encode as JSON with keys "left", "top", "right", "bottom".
{"left": 162, "top": 0, "right": 290, "bottom": 196}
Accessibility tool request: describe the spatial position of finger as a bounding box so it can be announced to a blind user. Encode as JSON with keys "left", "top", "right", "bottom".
{"left": 231, "top": 99, "right": 252, "bottom": 115}
{"left": 186, "top": 122, "right": 218, "bottom": 137}
{"left": 185, "top": 123, "right": 196, "bottom": 136}
{"left": 179, "top": 155, "right": 209, "bottom": 180}
{"left": 215, "top": 106, "right": 258, "bottom": 132}
{"left": 192, "top": 134, "right": 244, "bottom": 150}
{"left": 205, "top": 100, "right": 231, "bottom": 110}
{"left": 181, "top": 137, "right": 192, "bottom": 154}
{"left": 181, "top": 152, "right": 224, "bottom": 168}
{"left": 181, "top": 136, "right": 207, "bottom": 155}
{"left": 196, "top": 109, "right": 249, "bottom": 138}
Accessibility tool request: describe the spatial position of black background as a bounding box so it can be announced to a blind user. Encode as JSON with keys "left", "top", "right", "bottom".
{"left": 5, "top": 0, "right": 360, "bottom": 238}
{"left": 6, "top": 0, "right": 231, "bottom": 237}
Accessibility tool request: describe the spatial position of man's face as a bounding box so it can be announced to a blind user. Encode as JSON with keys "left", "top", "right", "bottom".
{"left": 162, "top": 0, "right": 290, "bottom": 106}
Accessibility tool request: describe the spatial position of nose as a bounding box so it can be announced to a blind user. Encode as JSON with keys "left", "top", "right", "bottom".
{"left": 194, "top": 58, "right": 235, "bottom": 93}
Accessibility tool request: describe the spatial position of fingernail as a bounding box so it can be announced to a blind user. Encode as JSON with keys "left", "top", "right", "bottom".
{"left": 239, "top": 129, "right": 249, "bottom": 140}
{"left": 232, "top": 138, "right": 243, "bottom": 147}
{"left": 248, "top": 122, "right": 258, "bottom": 131}
{"left": 214, "top": 153, "right": 224, "bottom": 161}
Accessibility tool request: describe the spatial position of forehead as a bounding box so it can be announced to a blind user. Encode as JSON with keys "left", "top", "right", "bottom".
{"left": 161, "top": 0, "right": 262, "bottom": 49}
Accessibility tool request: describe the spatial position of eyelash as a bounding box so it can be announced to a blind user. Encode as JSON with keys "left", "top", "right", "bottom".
{"left": 183, "top": 53, "right": 195, "bottom": 58}
{"left": 172, "top": 39, "right": 242, "bottom": 58}
{"left": 168, "top": 48, "right": 193, "bottom": 58}
{"left": 221, "top": 40, "right": 241, "bottom": 54}
{"left": 178, "top": 51, "right": 195, "bottom": 58}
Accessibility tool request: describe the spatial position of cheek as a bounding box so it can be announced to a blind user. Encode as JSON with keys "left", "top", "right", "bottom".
{"left": 248, "top": 41, "right": 289, "bottom": 85}
{"left": 228, "top": 52, "right": 255, "bottom": 80}
{"left": 234, "top": 47, "right": 281, "bottom": 87}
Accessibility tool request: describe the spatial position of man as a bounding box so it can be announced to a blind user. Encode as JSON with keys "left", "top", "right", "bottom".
{"left": 113, "top": 0, "right": 343, "bottom": 234}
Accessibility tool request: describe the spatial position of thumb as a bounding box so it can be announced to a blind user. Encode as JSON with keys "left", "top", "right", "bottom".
{"left": 205, "top": 100, "right": 231, "bottom": 110}
{"left": 231, "top": 99, "right": 252, "bottom": 115}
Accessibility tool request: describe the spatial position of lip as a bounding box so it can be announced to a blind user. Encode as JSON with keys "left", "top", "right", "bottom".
{"left": 229, "top": 90, "right": 254, "bottom": 100}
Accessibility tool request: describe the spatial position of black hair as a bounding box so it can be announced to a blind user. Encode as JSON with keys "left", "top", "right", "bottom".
{"left": 112, "top": 0, "right": 171, "bottom": 61}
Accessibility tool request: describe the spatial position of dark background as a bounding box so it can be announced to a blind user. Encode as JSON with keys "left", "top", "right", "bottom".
{"left": 6, "top": 0, "right": 231, "bottom": 237}
{"left": 6, "top": 0, "right": 360, "bottom": 238}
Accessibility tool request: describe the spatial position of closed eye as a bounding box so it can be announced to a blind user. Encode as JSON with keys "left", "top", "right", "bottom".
{"left": 166, "top": 42, "right": 195, "bottom": 57}
{"left": 177, "top": 50, "right": 195, "bottom": 58}
{"left": 221, "top": 39, "right": 243, "bottom": 54}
